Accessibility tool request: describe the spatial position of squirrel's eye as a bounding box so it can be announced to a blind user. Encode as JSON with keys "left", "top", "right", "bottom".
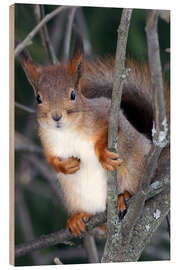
{"left": 36, "top": 94, "right": 42, "bottom": 104}
{"left": 70, "top": 90, "right": 76, "bottom": 101}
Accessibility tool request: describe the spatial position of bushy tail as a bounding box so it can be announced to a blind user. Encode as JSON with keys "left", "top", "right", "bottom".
{"left": 81, "top": 58, "right": 170, "bottom": 140}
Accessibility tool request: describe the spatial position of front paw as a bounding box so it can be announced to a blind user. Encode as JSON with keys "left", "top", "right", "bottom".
{"left": 100, "top": 149, "right": 123, "bottom": 171}
{"left": 60, "top": 157, "right": 80, "bottom": 174}
{"left": 50, "top": 156, "right": 80, "bottom": 174}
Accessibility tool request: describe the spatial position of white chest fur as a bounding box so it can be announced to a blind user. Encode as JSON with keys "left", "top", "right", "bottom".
{"left": 40, "top": 126, "right": 107, "bottom": 214}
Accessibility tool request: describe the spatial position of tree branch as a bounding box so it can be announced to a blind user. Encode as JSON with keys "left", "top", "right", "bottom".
{"left": 83, "top": 233, "right": 99, "bottom": 263}
{"left": 15, "top": 6, "right": 71, "bottom": 57}
{"left": 15, "top": 131, "right": 42, "bottom": 153}
{"left": 54, "top": 257, "right": 63, "bottom": 265}
{"left": 128, "top": 188, "right": 170, "bottom": 261}
{"left": 50, "top": 10, "right": 66, "bottom": 54}
{"left": 76, "top": 8, "right": 92, "bottom": 57}
{"left": 15, "top": 176, "right": 169, "bottom": 258}
{"left": 15, "top": 185, "right": 42, "bottom": 264}
{"left": 102, "top": 8, "right": 133, "bottom": 263}
{"left": 62, "top": 7, "right": 78, "bottom": 62}
{"left": 15, "top": 102, "right": 35, "bottom": 114}
{"left": 33, "top": 5, "right": 58, "bottom": 64}
{"left": 102, "top": 9, "right": 169, "bottom": 262}
{"left": 26, "top": 155, "right": 62, "bottom": 204}
{"left": 122, "top": 10, "right": 169, "bottom": 234}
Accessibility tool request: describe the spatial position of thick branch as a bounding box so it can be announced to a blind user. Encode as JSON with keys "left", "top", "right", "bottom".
{"left": 102, "top": 8, "right": 133, "bottom": 263}
{"left": 115, "top": 10, "right": 170, "bottom": 260}
{"left": 15, "top": 6, "right": 71, "bottom": 57}
{"left": 127, "top": 188, "right": 170, "bottom": 261}
{"left": 146, "top": 10, "right": 169, "bottom": 148}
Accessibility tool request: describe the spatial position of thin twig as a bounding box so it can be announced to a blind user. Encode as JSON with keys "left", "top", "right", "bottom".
{"left": 15, "top": 102, "right": 35, "bottom": 114}
{"left": 62, "top": 7, "right": 78, "bottom": 62}
{"left": 26, "top": 155, "right": 62, "bottom": 204}
{"left": 83, "top": 233, "right": 99, "bottom": 263}
{"left": 15, "top": 186, "right": 42, "bottom": 264}
{"left": 102, "top": 8, "right": 133, "bottom": 263}
{"left": 33, "top": 5, "right": 50, "bottom": 60}
{"left": 54, "top": 257, "right": 63, "bottom": 265}
{"left": 15, "top": 131, "right": 42, "bottom": 153}
{"left": 76, "top": 8, "right": 92, "bottom": 57}
{"left": 50, "top": 11, "right": 66, "bottom": 54}
{"left": 15, "top": 117, "right": 42, "bottom": 264}
{"left": 146, "top": 10, "right": 169, "bottom": 148}
{"left": 39, "top": 5, "right": 58, "bottom": 64}
{"left": 15, "top": 6, "right": 71, "bottom": 57}
{"left": 166, "top": 213, "right": 170, "bottom": 237}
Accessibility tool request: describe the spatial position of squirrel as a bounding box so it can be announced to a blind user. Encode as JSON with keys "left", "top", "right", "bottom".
{"left": 17, "top": 40, "right": 169, "bottom": 236}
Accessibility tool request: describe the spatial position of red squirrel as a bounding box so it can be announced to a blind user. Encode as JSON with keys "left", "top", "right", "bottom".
{"left": 18, "top": 44, "right": 159, "bottom": 236}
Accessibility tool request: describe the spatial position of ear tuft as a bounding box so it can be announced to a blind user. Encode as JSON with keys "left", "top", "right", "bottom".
{"left": 67, "top": 28, "right": 84, "bottom": 77}
{"left": 67, "top": 54, "right": 83, "bottom": 77}
{"left": 17, "top": 45, "right": 40, "bottom": 92}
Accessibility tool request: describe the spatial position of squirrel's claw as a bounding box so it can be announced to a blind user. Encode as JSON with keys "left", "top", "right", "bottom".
{"left": 118, "top": 191, "right": 131, "bottom": 219}
{"left": 66, "top": 212, "right": 91, "bottom": 236}
{"left": 63, "top": 157, "right": 80, "bottom": 174}
{"left": 47, "top": 156, "right": 80, "bottom": 174}
{"left": 101, "top": 150, "right": 123, "bottom": 171}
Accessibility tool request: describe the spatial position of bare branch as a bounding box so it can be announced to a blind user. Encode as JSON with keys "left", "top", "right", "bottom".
{"left": 83, "top": 233, "right": 99, "bottom": 263}
{"left": 159, "top": 10, "right": 170, "bottom": 23}
{"left": 15, "top": 6, "right": 71, "bottom": 57}
{"left": 15, "top": 228, "right": 72, "bottom": 258}
{"left": 15, "top": 102, "right": 35, "bottom": 114}
{"left": 128, "top": 188, "right": 170, "bottom": 261}
{"left": 76, "top": 8, "right": 92, "bottom": 57}
{"left": 115, "top": 9, "right": 170, "bottom": 258}
{"left": 50, "top": 11, "right": 66, "bottom": 53}
{"left": 62, "top": 7, "right": 78, "bottom": 62}
{"left": 146, "top": 10, "right": 169, "bottom": 148}
{"left": 15, "top": 176, "right": 168, "bottom": 258}
{"left": 34, "top": 5, "right": 58, "bottom": 64}
{"left": 15, "top": 185, "right": 42, "bottom": 264}
{"left": 15, "top": 131, "right": 42, "bottom": 153}
{"left": 26, "top": 155, "right": 62, "bottom": 203}
{"left": 102, "top": 8, "right": 133, "bottom": 263}
{"left": 33, "top": 5, "right": 49, "bottom": 59}
{"left": 54, "top": 257, "right": 63, "bottom": 265}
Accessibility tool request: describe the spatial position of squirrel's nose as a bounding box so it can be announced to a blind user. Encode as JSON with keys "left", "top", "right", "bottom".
{"left": 52, "top": 113, "right": 62, "bottom": 122}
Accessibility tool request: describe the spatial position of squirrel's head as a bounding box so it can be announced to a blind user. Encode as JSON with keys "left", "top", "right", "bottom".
{"left": 19, "top": 48, "right": 86, "bottom": 131}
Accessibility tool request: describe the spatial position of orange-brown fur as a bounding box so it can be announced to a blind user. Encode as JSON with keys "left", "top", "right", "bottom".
{"left": 19, "top": 51, "right": 160, "bottom": 236}
{"left": 46, "top": 155, "right": 80, "bottom": 174}
{"left": 66, "top": 212, "right": 91, "bottom": 236}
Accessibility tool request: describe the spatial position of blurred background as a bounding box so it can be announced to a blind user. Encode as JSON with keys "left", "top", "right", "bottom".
{"left": 14, "top": 4, "right": 170, "bottom": 266}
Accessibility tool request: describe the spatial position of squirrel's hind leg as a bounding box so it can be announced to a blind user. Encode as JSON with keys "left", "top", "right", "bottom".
{"left": 118, "top": 191, "right": 131, "bottom": 219}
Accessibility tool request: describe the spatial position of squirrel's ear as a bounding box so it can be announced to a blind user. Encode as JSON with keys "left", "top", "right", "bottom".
{"left": 17, "top": 46, "right": 41, "bottom": 94}
{"left": 67, "top": 28, "right": 84, "bottom": 77}
{"left": 73, "top": 57, "right": 83, "bottom": 90}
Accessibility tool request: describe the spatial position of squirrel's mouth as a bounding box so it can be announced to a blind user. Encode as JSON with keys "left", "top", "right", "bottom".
{"left": 56, "top": 123, "right": 61, "bottom": 129}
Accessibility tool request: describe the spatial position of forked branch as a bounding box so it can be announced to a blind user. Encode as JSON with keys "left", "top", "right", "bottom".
{"left": 15, "top": 6, "right": 71, "bottom": 57}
